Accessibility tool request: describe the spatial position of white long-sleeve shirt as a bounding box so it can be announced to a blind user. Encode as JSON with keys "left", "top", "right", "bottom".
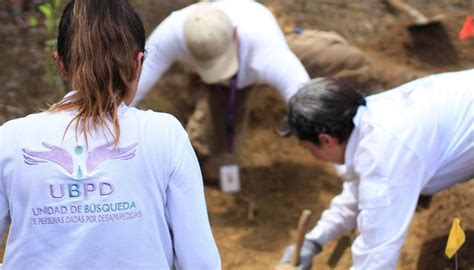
{"left": 132, "top": 1, "right": 310, "bottom": 106}
{"left": 0, "top": 101, "right": 221, "bottom": 269}
{"left": 306, "top": 69, "right": 474, "bottom": 269}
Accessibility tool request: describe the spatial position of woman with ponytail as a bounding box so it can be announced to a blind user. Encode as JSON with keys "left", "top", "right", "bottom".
{"left": 279, "top": 71, "right": 473, "bottom": 269}
{"left": 0, "top": 1, "right": 220, "bottom": 269}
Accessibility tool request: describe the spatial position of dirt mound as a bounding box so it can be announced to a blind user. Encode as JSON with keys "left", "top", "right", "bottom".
{"left": 364, "top": 14, "right": 474, "bottom": 88}
{"left": 416, "top": 182, "right": 474, "bottom": 270}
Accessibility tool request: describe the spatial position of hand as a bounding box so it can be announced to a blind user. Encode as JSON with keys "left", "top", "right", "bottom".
{"left": 279, "top": 238, "right": 322, "bottom": 270}
{"left": 23, "top": 142, "right": 73, "bottom": 174}
{"left": 86, "top": 142, "right": 137, "bottom": 173}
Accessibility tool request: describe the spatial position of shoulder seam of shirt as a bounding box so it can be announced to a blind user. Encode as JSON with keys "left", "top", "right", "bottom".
{"left": 367, "top": 122, "right": 427, "bottom": 172}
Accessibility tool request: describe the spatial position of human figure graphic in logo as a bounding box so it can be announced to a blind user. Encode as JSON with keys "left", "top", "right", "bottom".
{"left": 23, "top": 142, "right": 137, "bottom": 179}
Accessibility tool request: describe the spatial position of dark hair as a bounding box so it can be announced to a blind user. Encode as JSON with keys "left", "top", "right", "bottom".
{"left": 280, "top": 77, "right": 366, "bottom": 145}
{"left": 51, "top": 0, "right": 146, "bottom": 145}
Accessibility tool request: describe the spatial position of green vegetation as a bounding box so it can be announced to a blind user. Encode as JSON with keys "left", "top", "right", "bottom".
{"left": 30, "top": 0, "right": 66, "bottom": 92}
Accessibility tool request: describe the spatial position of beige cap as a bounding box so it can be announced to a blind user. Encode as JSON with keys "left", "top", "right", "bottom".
{"left": 184, "top": 3, "right": 239, "bottom": 84}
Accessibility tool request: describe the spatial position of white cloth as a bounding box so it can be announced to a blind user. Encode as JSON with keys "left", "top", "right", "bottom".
{"left": 306, "top": 69, "right": 474, "bottom": 269}
{"left": 132, "top": 1, "right": 310, "bottom": 106}
{"left": 0, "top": 99, "right": 221, "bottom": 269}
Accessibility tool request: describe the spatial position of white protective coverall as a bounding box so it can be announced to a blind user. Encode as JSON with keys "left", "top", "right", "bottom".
{"left": 306, "top": 69, "right": 474, "bottom": 269}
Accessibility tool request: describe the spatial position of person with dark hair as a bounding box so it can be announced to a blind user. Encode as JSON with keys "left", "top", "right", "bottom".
{"left": 0, "top": 0, "right": 220, "bottom": 269}
{"left": 279, "top": 70, "right": 473, "bottom": 269}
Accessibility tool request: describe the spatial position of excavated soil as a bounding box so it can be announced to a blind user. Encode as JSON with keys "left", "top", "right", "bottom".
{"left": 0, "top": 0, "right": 473, "bottom": 269}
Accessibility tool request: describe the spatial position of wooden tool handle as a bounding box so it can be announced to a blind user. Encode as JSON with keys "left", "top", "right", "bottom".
{"left": 387, "top": 0, "right": 429, "bottom": 24}
{"left": 290, "top": 209, "right": 312, "bottom": 266}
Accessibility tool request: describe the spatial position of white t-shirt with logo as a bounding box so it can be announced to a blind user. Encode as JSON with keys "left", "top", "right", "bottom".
{"left": 0, "top": 102, "right": 221, "bottom": 269}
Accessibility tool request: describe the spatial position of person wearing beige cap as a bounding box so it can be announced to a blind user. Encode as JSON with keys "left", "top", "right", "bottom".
{"left": 132, "top": 1, "right": 310, "bottom": 183}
